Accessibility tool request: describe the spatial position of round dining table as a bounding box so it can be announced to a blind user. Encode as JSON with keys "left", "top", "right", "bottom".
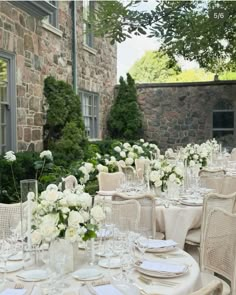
{"left": 2, "top": 247, "right": 200, "bottom": 295}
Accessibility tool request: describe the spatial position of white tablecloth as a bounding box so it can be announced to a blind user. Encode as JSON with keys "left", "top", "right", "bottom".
{"left": 2, "top": 249, "right": 200, "bottom": 295}
{"left": 156, "top": 205, "right": 202, "bottom": 249}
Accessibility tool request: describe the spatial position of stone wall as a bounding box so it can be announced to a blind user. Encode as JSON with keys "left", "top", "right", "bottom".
{"left": 0, "top": 0, "right": 116, "bottom": 152}
{"left": 137, "top": 81, "right": 236, "bottom": 150}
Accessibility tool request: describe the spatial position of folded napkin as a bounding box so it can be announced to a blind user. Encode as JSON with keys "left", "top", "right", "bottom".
{"left": 139, "top": 239, "right": 177, "bottom": 249}
{"left": 140, "top": 260, "right": 186, "bottom": 274}
{"left": 94, "top": 284, "right": 123, "bottom": 295}
{"left": 0, "top": 289, "right": 27, "bottom": 295}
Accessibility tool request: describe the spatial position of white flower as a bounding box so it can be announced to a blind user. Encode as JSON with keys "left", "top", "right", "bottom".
{"left": 76, "top": 192, "right": 92, "bottom": 209}
{"left": 190, "top": 149, "right": 194, "bottom": 155}
{"left": 150, "top": 170, "right": 160, "bottom": 182}
{"left": 96, "top": 164, "right": 108, "bottom": 173}
{"left": 123, "top": 143, "right": 131, "bottom": 149}
{"left": 84, "top": 162, "right": 94, "bottom": 173}
{"left": 79, "top": 166, "right": 87, "bottom": 175}
{"left": 68, "top": 211, "right": 84, "bottom": 227}
{"left": 125, "top": 157, "right": 134, "bottom": 166}
{"left": 143, "top": 142, "right": 149, "bottom": 147}
{"left": 44, "top": 190, "right": 59, "bottom": 203}
{"left": 189, "top": 160, "right": 195, "bottom": 167}
{"left": 175, "top": 167, "right": 183, "bottom": 176}
{"left": 91, "top": 205, "right": 105, "bottom": 223}
{"left": 40, "top": 150, "right": 53, "bottom": 160}
{"left": 154, "top": 179, "right": 162, "bottom": 187}
{"left": 110, "top": 156, "right": 116, "bottom": 162}
{"left": 169, "top": 173, "right": 176, "bottom": 182}
{"left": 66, "top": 193, "right": 79, "bottom": 207}
{"left": 96, "top": 153, "right": 101, "bottom": 159}
{"left": 80, "top": 210, "right": 89, "bottom": 222}
{"left": 120, "top": 151, "right": 126, "bottom": 158}
{"left": 164, "top": 166, "right": 171, "bottom": 173}
{"left": 193, "top": 154, "right": 199, "bottom": 160}
{"left": 46, "top": 184, "right": 58, "bottom": 192}
{"left": 140, "top": 139, "right": 145, "bottom": 143}
{"left": 128, "top": 152, "right": 135, "bottom": 158}
{"left": 65, "top": 227, "right": 79, "bottom": 242}
{"left": 75, "top": 185, "right": 85, "bottom": 194}
{"left": 31, "top": 230, "right": 42, "bottom": 245}
{"left": 159, "top": 155, "right": 164, "bottom": 160}
{"left": 4, "top": 151, "right": 16, "bottom": 162}
{"left": 114, "top": 146, "right": 121, "bottom": 153}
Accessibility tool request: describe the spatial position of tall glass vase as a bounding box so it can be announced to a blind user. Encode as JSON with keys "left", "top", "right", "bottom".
{"left": 20, "top": 179, "right": 38, "bottom": 248}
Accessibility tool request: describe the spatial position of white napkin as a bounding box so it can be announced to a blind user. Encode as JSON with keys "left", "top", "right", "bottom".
{"left": 139, "top": 239, "right": 177, "bottom": 249}
{"left": 94, "top": 284, "right": 123, "bottom": 295}
{"left": 0, "top": 289, "right": 27, "bottom": 295}
{"left": 140, "top": 260, "right": 186, "bottom": 274}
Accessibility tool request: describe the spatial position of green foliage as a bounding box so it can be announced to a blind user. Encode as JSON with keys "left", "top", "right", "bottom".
{"left": 167, "top": 69, "right": 214, "bottom": 82}
{"left": 93, "top": 1, "right": 236, "bottom": 71}
{"left": 107, "top": 73, "right": 143, "bottom": 140}
{"left": 43, "top": 76, "right": 88, "bottom": 165}
{"left": 0, "top": 152, "right": 39, "bottom": 203}
{"left": 129, "top": 50, "right": 181, "bottom": 83}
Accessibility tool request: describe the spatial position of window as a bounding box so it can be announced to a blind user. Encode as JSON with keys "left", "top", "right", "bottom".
{"left": 79, "top": 90, "right": 99, "bottom": 139}
{"left": 44, "top": 1, "right": 58, "bottom": 27}
{"left": 0, "top": 52, "right": 16, "bottom": 154}
{"left": 212, "top": 101, "right": 234, "bottom": 139}
{"left": 83, "top": 0, "right": 95, "bottom": 48}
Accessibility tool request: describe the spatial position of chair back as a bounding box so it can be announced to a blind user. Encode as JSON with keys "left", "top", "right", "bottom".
{"left": 112, "top": 193, "right": 156, "bottom": 238}
{"left": 120, "top": 166, "right": 137, "bottom": 182}
{"left": 63, "top": 175, "right": 78, "bottom": 190}
{"left": 199, "top": 176, "right": 224, "bottom": 193}
{"left": 98, "top": 172, "right": 124, "bottom": 192}
{"left": 0, "top": 202, "right": 22, "bottom": 238}
{"left": 201, "top": 209, "right": 236, "bottom": 295}
{"left": 199, "top": 169, "right": 225, "bottom": 177}
{"left": 191, "top": 280, "right": 223, "bottom": 295}
{"left": 230, "top": 148, "right": 236, "bottom": 161}
{"left": 108, "top": 200, "right": 141, "bottom": 232}
{"left": 221, "top": 176, "right": 236, "bottom": 195}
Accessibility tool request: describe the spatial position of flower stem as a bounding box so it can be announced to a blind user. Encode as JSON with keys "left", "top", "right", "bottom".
{"left": 11, "top": 163, "right": 20, "bottom": 201}
{"left": 38, "top": 158, "right": 46, "bottom": 180}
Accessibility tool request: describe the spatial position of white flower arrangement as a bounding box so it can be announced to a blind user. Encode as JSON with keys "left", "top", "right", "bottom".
{"left": 182, "top": 144, "right": 208, "bottom": 168}
{"left": 31, "top": 184, "right": 106, "bottom": 245}
{"left": 39, "top": 150, "right": 53, "bottom": 160}
{"left": 149, "top": 159, "right": 183, "bottom": 191}
{"left": 4, "top": 151, "right": 16, "bottom": 162}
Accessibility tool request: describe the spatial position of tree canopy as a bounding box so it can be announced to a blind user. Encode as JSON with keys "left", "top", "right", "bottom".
{"left": 92, "top": 1, "right": 236, "bottom": 72}
{"left": 129, "top": 50, "right": 180, "bottom": 83}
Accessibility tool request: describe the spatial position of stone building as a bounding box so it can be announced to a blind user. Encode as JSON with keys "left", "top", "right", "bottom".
{"left": 0, "top": 0, "right": 116, "bottom": 154}
{"left": 137, "top": 80, "right": 236, "bottom": 151}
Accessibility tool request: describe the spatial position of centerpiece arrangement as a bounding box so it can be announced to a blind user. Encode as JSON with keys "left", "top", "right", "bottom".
{"left": 31, "top": 183, "right": 107, "bottom": 272}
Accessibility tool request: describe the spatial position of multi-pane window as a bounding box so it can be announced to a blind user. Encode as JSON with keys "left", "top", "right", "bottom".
{"left": 212, "top": 101, "right": 234, "bottom": 139}
{"left": 0, "top": 53, "right": 16, "bottom": 154}
{"left": 79, "top": 90, "right": 99, "bottom": 139}
{"left": 44, "top": 1, "right": 58, "bottom": 27}
{"left": 83, "top": 0, "right": 94, "bottom": 48}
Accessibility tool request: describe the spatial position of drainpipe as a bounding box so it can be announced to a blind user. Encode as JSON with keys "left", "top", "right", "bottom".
{"left": 72, "top": 0, "right": 78, "bottom": 94}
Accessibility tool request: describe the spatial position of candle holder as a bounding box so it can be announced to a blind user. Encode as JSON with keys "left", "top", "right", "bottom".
{"left": 20, "top": 179, "right": 38, "bottom": 248}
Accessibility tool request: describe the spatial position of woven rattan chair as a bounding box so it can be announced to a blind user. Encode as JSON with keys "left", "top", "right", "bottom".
{"left": 230, "top": 148, "right": 236, "bottom": 161}
{"left": 221, "top": 176, "right": 236, "bottom": 196}
{"left": 0, "top": 202, "right": 23, "bottom": 238}
{"left": 191, "top": 280, "right": 223, "bottom": 295}
{"left": 185, "top": 192, "right": 236, "bottom": 247}
{"left": 112, "top": 192, "right": 164, "bottom": 239}
{"left": 63, "top": 175, "right": 78, "bottom": 190}
{"left": 108, "top": 200, "right": 141, "bottom": 232}
{"left": 199, "top": 176, "right": 224, "bottom": 194}
{"left": 199, "top": 208, "right": 236, "bottom": 295}
{"left": 97, "top": 172, "right": 125, "bottom": 193}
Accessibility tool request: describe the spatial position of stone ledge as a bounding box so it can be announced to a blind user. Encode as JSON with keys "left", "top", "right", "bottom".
{"left": 83, "top": 44, "right": 97, "bottom": 55}
{"left": 41, "top": 20, "right": 62, "bottom": 37}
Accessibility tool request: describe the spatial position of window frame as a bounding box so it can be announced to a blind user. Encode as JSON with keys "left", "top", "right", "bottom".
{"left": 0, "top": 51, "right": 16, "bottom": 154}
{"left": 212, "top": 106, "right": 234, "bottom": 139}
{"left": 83, "top": 0, "right": 95, "bottom": 48}
{"left": 79, "top": 89, "right": 99, "bottom": 140}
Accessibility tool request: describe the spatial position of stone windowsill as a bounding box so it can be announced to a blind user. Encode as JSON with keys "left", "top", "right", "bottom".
{"left": 83, "top": 44, "right": 97, "bottom": 55}
{"left": 41, "top": 20, "right": 63, "bottom": 37}
{"left": 88, "top": 138, "right": 100, "bottom": 142}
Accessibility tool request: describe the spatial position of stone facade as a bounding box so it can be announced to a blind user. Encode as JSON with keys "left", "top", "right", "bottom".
{"left": 137, "top": 81, "right": 236, "bottom": 151}
{"left": 0, "top": 1, "right": 116, "bottom": 152}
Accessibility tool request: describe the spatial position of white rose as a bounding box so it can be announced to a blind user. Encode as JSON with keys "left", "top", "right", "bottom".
{"left": 65, "top": 227, "right": 78, "bottom": 242}
{"left": 80, "top": 210, "right": 89, "bottom": 222}
{"left": 169, "top": 173, "right": 176, "bottom": 182}
{"left": 59, "top": 197, "right": 67, "bottom": 207}
{"left": 120, "top": 151, "right": 126, "bottom": 158}
{"left": 175, "top": 167, "right": 183, "bottom": 176}
{"left": 110, "top": 156, "right": 116, "bottom": 162}
{"left": 79, "top": 166, "right": 87, "bottom": 175}
{"left": 140, "top": 139, "right": 144, "bottom": 143}
{"left": 193, "top": 154, "right": 199, "bottom": 160}
{"left": 66, "top": 193, "right": 78, "bottom": 206}
{"left": 76, "top": 192, "right": 92, "bottom": 209}
{"left": 91, "top": 205, "right": 105, "bottom": 222}
{"left": 39, "top": 224, "right": 59, "bottom": 242}
{"left": 4, "top": 151, "right": 16, "bottom": 162}
{"left": 31, "top": 230, "right": 42, "bottom": 245}
{"left": 40, "top": 150, "right": 53, "bottom": 160}
{"left": 143, "top": 142, "right": 149, "bottom": 147}
{"left": 61, "top": 207, "right": 70, "bottom": 214}
{"left": 154, "top": 179, "right": 162, "bottom": 187}
{"left": 154, "top": 161, "right": 161, "bottom": 169}
{"left": 114, "top": 146, "right": 121, "bottom": 153}
{"left": 189, "top": 160, "right": 195, "bottom": 167}
{"left": 44, "top": 190, "right": 59, "bottom": 203}
{"left": 159, "top": 155, "right": 164, "bottom": 160}
{"left": 125, "top": 157, "right": 134, "bottom": 166}
{"left": 164, "top": 166, "right": 171, "bottom": 173}
{"left": 96, "top": 164, "right": 108, "bottom": 173}
{"left": 190, "top": 149, "right": 194, "bottom": 155}
{"left": 68, "top": 211, "right": 84, "bottom": 227}
{"left": 128, "top": 152, "right": 135, "bottom": 158}
{"left": 75, "top": 185, "right": 85, "bottom": 194}
{"left": 150, "top": 170, "right": 160, "bottom": 182}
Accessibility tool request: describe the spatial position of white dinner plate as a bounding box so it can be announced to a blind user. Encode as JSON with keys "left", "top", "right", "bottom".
{"left": 135, "top": 261, "right": 189, "bottom": 278}
{"left": 17, "top": 269, "right": 49, "bottom": 282}
{"left": 72, "top": 268, "right": 104, "bottom": 281}
{"left": 180, "top": 199, "right": 203, "bottom": 206}
{"left": 0, "top": 261, "right": 23, "bottom": 273}
{"left": 98, "top": 257, "right": 121, "bottom": 269}
{"left": 9, "top": 252, "right": 30, "bottom": 261}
